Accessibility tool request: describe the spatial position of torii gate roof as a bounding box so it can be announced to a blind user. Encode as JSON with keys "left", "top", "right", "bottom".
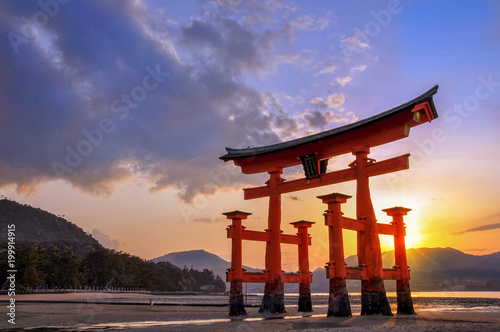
{"left": 220, "top": 85, "right": 439, "bottom": 174}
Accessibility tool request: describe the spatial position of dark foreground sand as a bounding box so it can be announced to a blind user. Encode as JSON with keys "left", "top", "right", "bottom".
{"left": 1, "top": 293, "right": 499, "bottom": 331}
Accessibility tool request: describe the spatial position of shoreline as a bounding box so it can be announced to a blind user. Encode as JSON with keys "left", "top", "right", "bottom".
{"left": 1, "top": 293, "right": 500, "bottom": 331}
{"left": 2, "top": 302, "right": 500, "bottom": 331}
{"left": 3, "top": 289, "right": 500, "bottom": 296}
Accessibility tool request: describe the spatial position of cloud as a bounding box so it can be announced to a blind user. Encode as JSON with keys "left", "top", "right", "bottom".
{"left": 290, "top": 12, "right": 334, "bottom": 31}
{"left": 302, "top": 110, "right": 350, "bottom": 130}
{"left": 335, "top": 75, "right": 352, "bottom": 87}
{"left": 452, "top": 221, "right": 500, "bottom": 235}
{"left": 301, "top": 92, "right": 355, "bottom": 130}
{"left": 193, "top": 217, "right": 217, "bottom": 223}
{"left": 215, "top": 0, "right": 289, "bottom": 27}
{"left": 273, "top": 110, "right": 300, "bottom": 140}
{"left": 304, "top": 111, "right": 327, "bottom": 128}
{"left": 181, "top": 15, "right": 282, "bottom": 76}
{"left": 328, "top": 66, "right": 364, "bottom": 88}
{"left": 310, "top": 97, "right": 326, "bottom": 108}
{"left": 278, "top": 49, "right": 317, "bottom": 70}
{"left": 285, "top": 95, "right": 305, "bottom": 104}
{"left": 340, "top": 30, "right": 371, "bottom": 58}
{"left": 91, "top": 228, "right": 120, "bottom": 250}
{"left": 350, "top": 64, "right": 367, "bottom": 73}
{"left": 317, "top": 63, "right": 337, "bottom": 75}
{"left": 0, "top": 0, "right": 299, "bottom": 203}
{"left": 345, "top": 111, "right": 358, "bottom": 122}
{"left": 310, "top": 93, "right": 345, "bottom": 108}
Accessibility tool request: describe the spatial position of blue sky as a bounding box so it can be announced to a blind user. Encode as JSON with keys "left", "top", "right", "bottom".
{"left": 1, "top": 0, "right": 499, "bottom": 267}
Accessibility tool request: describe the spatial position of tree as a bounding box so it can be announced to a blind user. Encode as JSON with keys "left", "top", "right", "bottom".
{"left": 17, "top": 246, "right": 46, "bottom": 289}
{"left": 44, "top": 251, "right": 81, "bottom": 289}
{"left": 214, "top": 275, "right": 226, "bottom": 293}
{"left": 80, "top": 248, "right": 122, "bottom": 288}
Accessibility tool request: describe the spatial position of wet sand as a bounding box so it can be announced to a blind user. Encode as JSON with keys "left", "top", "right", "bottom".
{"left": 1, "top": 292, "right": 499, "bottom": 331}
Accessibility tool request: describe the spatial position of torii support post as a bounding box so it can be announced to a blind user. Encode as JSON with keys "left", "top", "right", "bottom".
{"left": 383, "top": 207, "right": 416, "bottom": 315}
{"left": 353, "top": 146, "right": 393, "bottom": 316}
{"left": 318, "top": 193, "right": 352, "bottom": 317}
{"left": 260, "top": 167, "right": 286, "bottom": 313}
{"left": 224, "top": 210, "right": 252, "bottom": 316}
{"left": 291, "top": 220, "right": 315, "bottom": 312}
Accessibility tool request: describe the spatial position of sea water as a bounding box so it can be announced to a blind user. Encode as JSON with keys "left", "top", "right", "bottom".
{"left": 10, "top": 291, "right": 500, "bottom": 331}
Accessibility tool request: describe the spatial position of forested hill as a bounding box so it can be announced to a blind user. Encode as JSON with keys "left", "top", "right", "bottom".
{"left": 0, "top": 198, "right": 101, "bottom": 255}
{"left": 0, "top": 199, "right": 226, "bottom": 293}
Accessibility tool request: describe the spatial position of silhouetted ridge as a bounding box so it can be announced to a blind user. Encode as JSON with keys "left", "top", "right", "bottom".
{"left": 0, "top": 198, "right": 101, "bottom": 255}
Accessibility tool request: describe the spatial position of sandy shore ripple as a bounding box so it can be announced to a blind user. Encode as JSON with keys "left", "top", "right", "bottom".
{"left": 1, "top": 292, "right": 499, "bottom": 331}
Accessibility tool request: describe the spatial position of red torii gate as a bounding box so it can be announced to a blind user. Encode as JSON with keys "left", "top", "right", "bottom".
{"left": 220, "top": 85, "right": 439, "bottom": 315}
{"left": 224, "top": 211, "right": 314, "bottom": 315}
{"left": 318, "top": 193, "right": 415, "bottom": 316}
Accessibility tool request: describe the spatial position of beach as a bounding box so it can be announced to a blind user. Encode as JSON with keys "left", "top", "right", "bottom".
{"left": 1, "top": 292, "right": 500, "bottom": 331}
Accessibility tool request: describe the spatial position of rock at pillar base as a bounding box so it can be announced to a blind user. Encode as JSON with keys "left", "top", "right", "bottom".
{"left": 397, "top": 280, "right": 416, "bottom": 315}
{"left": 259, "top": 277, "right": 286, "bottom": 313}
{"left": 229, "top": 294, "right": 246, "bottom": 316}
{"left": 361, "top": 278, "right": 393, "bottom": 316}
{"left": 327, "top": 278, "right": 352, "bottom": 317}
{"left": 361, "top": 291, "right": 393, "bottom": 316}
{"left": 298, "top": 283, "right": 313, "bottom": 312}
{"left": 397, "top": 291, "right": 416, "bottom": 315}
{"left": 229, "top": 279, "right": 246, "bottom": 316}
{"left": 259, "top": 293, "right": 286, "bottom": 313}
{"left": 298, "top": 293, "right": 312, "bottom": 312}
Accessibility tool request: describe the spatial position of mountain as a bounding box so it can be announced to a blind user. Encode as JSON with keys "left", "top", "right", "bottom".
{"left": 154, "top": 247, "right": 500, "bottom": 293}
{"left": 0, "top": 198, "right": 101, "bottom": 255}
{"left": 152, "top": 249, "right": 230, "bottom": 278}
{"left": 406, "top": 247, "right": 500, "bottom": 272}
{"left": 152, "top": 249, "right": 261, "bottom": 282}
{"left": 0, "top": 199, "right": 226, "bottom": 292}
{"left": 312, "top": 247, "right": 500, "bottom": 292}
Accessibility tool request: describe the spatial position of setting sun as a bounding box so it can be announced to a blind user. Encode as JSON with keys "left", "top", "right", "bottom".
{"left": 403, "top": 222, "right": 425, "bottom": 250}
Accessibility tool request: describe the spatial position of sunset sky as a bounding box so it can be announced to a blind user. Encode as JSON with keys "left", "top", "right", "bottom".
{"left": 1, "top": 0, "right": 499, "bottom": 271}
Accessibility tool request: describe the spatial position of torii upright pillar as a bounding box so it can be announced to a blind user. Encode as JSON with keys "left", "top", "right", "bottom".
{"left": 353, "top": 146, "right": 392, "bottom": 316}
{"left": 291, "top": 220, "right": 315, "bottom": 312}
{"left": 224, "top": 210, "right": 252, "bottom": 316}
{"left": 383, "top": 207, "right": 415, "bottom": 315}
{"left": 318, "top": 193, "right": 352, "bottom": 317}
{"left": 260, "top": 167, "right": 286, "bottom": 313}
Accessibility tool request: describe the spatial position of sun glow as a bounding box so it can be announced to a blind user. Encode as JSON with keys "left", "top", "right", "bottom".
{"left": 402, "top": 200, "right": 427, "bottom": 249}
{"left": 379, "top": 197, "right": 427, "bottom": 252}
{"left": 404, "top": 223, "right": 424, "bottom": 249}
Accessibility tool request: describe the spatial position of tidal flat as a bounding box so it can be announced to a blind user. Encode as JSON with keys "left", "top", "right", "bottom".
{"left": 1, "top": 292, "right": 500, "bottom": 331}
